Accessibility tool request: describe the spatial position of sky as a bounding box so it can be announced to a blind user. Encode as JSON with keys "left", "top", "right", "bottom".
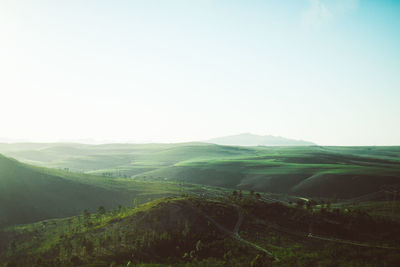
{"left": 1, "top": 0, "right": 399, "bottom": 145}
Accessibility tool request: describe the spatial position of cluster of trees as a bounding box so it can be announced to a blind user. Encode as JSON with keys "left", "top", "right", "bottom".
{"left": 101, "top": 172, "right": 129, "bottom": 178}
{"left": 295, "top": 199, "right": 332, "bottom": 212}
{"left": 232, "top": 190, "right": 261, "bottom": 200}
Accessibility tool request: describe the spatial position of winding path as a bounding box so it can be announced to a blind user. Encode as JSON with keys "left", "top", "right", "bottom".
{"left": 258, "top": 195, "right": 399, "bottom": 250}
{"left": 308, "top": 234, "right": 400, "bottom": 250}
{"left": 232, "top": 205, "right": 244, "bottom": 237}
{"left": 191, "top": 202, "right": 278, "bottom": 260}
{"left": 189, "top": 193, "right": 399, "bottom": 259}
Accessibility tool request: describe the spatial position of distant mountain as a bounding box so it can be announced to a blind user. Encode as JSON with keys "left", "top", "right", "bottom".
{"left": 207, "top": 133, "right": 316, "bottom": 146}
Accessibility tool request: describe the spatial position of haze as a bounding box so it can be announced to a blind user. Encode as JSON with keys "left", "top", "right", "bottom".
{"left": 1, "top": 0, "right": 399, "bottom": 145}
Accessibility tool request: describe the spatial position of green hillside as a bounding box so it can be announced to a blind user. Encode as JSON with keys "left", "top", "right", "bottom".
{"left": 135, "top": 146, "right": 400, "bottom": 199}
{"left": 0, "top": 142, "right": 261, "bottom": 174}
{"left": 0, "top": 154, "right": 182, "bottom": 228}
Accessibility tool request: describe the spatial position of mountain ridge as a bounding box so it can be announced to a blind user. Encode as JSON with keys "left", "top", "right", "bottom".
{"left": 206, "top": 133, "right": 316, "bottom": 146}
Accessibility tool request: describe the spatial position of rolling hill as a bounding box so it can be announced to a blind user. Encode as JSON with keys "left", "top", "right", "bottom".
{"left": 0, "top": 154, "right": 181, "bottom": 227}
{"left": 0, "top": 142, "right": 262, "bottom": 174}
{"left": 1, "top": 143, "right": 400, "bottom": 200}
{"left": 134, "top": 146, "right": 400, "bottom": 199}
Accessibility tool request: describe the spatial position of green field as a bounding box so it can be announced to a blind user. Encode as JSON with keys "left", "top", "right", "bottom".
{"left": 2, "top": 143, "right": 399, "bottom": 199}
{"left": 0, "top": 154, "right": 185, "bottom": 228}
{"left": 0, "top": 152, "right": 244, "bottom": 228}
{"left": 1, "top": 143, "right": 400, "bottom": 266}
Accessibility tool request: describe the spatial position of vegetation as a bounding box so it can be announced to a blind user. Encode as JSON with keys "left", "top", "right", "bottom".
{"left": 1, "top": 194, "right": 400, "bottom": 266}
{"left": 1, "top": 144, "right": 400, "bottom": 266}
{"left": 0, "top": 154, "right": 183, "bottom": 227}
{"left": 1, "top": 144, "right": 400, "bottom": 199}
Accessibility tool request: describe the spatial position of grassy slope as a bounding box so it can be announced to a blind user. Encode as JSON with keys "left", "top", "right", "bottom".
{"left": 137, "top": 146, "right": 400, "bottom": 199}
{"left": 1, "top": 143, "right": 400, "bottom": 199}
{"left": 0, "top": 154, "right": 181, "bottom": 228}
{"left": 0, "top": 142, "right": 260, "bottom": 173}
{"left": 1, "top": 196, "right": 400, "bottom": 266}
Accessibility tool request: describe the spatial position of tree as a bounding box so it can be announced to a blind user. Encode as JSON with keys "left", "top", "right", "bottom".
{"left": 306, "top": 201, "right": 312, "bottom": 210}
{"left": 97, "top": 206, "right": 106, "bottom": 215}
{"left": 296, "top": 199, "right": 305, "bottom": 208}
{"left": 83, "top": 209, "right": 90, "bottom": 219}
{"left": 83, "top": 210, "right": 91, "bottom": 227}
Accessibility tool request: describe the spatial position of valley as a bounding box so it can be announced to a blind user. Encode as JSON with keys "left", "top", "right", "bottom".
{"left": 0, "top": 143, "right": 399, "bottom": 266}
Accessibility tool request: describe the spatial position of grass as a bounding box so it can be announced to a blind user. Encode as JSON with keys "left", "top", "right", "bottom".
{"left": 2, "top": 194, "right": 400, "bottom": 266}
{"left": 0, "top": 154, "right": 185, "bottom": 228}
{"left": 2, "top": 143, "right": 399, "bottom": 200}
{"left": 2, "top": 143, "right": 400, "bottom": 265}
{"left": 2, "top": 143, "right": 400, "bottom": 229}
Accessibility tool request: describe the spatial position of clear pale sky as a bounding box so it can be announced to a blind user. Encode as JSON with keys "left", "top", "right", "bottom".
{"left": 1, "top": 0, "right": 399, "bottom": 145}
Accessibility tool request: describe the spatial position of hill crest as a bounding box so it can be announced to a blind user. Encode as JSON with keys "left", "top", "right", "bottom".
{"left": 206, "top": 133, "right": 315, "bottom": 146}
